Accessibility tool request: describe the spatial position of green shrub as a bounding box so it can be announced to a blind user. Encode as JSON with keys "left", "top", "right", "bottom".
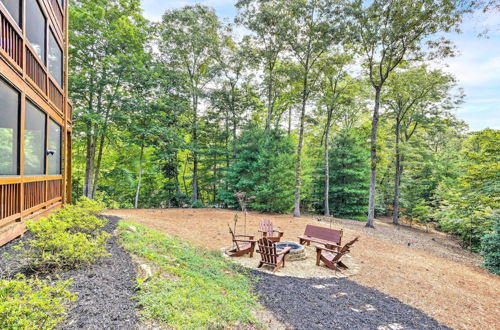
{"left": 191, "top": 200, "right": 205, "bottom": 208}
{"left": 74, "top": 196, "right": 105, "bottom": 216}
{"left": 0, "top": 275, "right": 76, "bottom": 329}
{"left": 21, "top": 200, "right": 110, "bottom": 271}
{"left": 481, "top": 216, "right": 500, "bottom": 275}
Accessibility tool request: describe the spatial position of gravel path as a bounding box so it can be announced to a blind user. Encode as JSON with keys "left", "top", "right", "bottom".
{"left": 252, "top": 271, "right": 451, "bottom": 330}
{"left": 0, "top": 216, "right": 138, "bottom": 329}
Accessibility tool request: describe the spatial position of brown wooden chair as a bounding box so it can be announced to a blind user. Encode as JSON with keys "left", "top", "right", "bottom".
{"left": 259, "top": 218, "right": 284, "bottom": 242}
{"left": 256, "top": 237, "right": 291, "bottom": 272}
{"left": 227, "top": 225, "right": 256, "bottom": 257}
{"left": 315, "top": 237, "right": 359, "bottom": 271}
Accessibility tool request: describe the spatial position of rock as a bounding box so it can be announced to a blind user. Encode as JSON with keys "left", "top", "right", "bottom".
{"left": 128, "top": 225, "right": 137, "bottom": 232}
{"left": 138, "top": 264, "right": 153, "bottom": 279}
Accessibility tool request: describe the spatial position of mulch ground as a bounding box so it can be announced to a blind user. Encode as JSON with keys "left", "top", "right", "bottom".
{"left": 252, "top": 271, "right": 450, "bottom": 330}
{"left": 105, "top": 208, "right": 500, "bottom": 330}
{"left": 0, "top": 216, "right": 138, "bottom": 330}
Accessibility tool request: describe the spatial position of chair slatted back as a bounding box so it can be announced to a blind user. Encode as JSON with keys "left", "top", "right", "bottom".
{"left": 303, "top": 224, "right": 343, "bottom": 245}
{"left": 259, "top": 218, "right": 274, "bottom": 236}
{"left": 228, "top": 225, "right": 240, "bottom": 251}
{"left": 331, "top": 237, "right": 359, "bottom": 263}
{"left": 257, "top": 238, "right": 277, "bottom": 265}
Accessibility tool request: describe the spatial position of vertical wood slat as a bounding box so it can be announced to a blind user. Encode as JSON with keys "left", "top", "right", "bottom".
{"left": 0, "top": 183, "right": 21, "bottom": 219}
{"left": 23, "top": 181, "right": 46, "bottom": 211}
{"left": 49, "top": 79, "right": 64, "bottom": 112}
{"left": 25, "top": 46, "right": 47, "bottom": 93}
{"left": 50, "top": 0, "right": 64, "bottom": 32}
{"left": 0, "top": 11, "right": 23, "bottom": 67}
{"left": 47, "top": 179, "right": 62, "bottom": 201}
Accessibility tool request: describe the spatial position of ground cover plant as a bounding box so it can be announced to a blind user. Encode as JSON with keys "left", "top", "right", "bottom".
{"left": 118, "top": 221, "right": 261, "bottom": 328}
{"left": 0, "top": 275, "right": 75, "bottom": 330}
{"left": 19, "top": 198, "right": 109, "bottom": 271}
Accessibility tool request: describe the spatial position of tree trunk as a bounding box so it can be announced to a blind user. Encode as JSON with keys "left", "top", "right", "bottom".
{"left": 366, "top": 86, "right": 381, "bottom": 228}
{"left": 83, "top": 131, "right": 96, "bottom": 198}
{"left": 392, "top": 120, "right": 402, "bottom": 225}
{"left": 265, "top": 64, "right": 274, "bottom": 131}
{"left": 324, "top": 109, "right": 332, "bottom": 217}
{"left": 192, "top": 94, "right": 199, "bottom": 203}
{"left": 134, "top": 142, "right": 145, "bottom": 209}
{"left": 288, "top": 106, "right": 292, "bottom": 136}
{"left": 293, "top": 72, "right": 309, "bottom": 217}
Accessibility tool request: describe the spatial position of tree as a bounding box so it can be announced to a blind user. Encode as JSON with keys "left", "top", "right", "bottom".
{"left": 278, "top": 0, "right": 343, "bottom": 217}
{"left": 383, "top": 65, "right": 458, "bottom": 224}
{"left": 219, "top": 126, "right": 295, "bottom": 213}
{"left": 329, "top": 129, "right": 370, "bottom": 218}
{"left": 346, "top": 0, "right": 469, "bottom": 227}
{"left": 236, "top": 0, "right": 287, "bottom": 130}
{"left": 70, "top": 0, "right": 148, "bottom": 199}
{"left": 317, "top": 53, "right": 354, "bottom": 216}
{"left": 159, "top": 5, "right": 224, "bottom": 203}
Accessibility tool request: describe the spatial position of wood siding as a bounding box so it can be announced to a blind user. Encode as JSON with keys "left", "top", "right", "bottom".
{"left": 0, "top": 0, "right": 70, "bottom": 246}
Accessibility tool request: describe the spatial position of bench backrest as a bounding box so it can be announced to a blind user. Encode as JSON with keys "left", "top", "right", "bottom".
{"left": 303, "top": 224, "right": 342, "bottom": 244}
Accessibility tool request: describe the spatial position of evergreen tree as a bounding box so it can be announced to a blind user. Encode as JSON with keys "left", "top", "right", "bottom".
{"left": 219, "top": 127, "right": 295, "bottom": 213}
{"left": 314, "top": 130, "right": 370, "bottom": 219}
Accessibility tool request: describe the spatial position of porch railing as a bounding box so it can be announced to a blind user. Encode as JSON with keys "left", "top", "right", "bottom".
{"left": 0, "top": 10, "right": 23, "bottom": 68}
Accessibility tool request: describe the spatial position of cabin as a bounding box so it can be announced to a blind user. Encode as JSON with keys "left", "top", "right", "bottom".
{"left": 0, "top": 0, "right": 71, "bottom": 246}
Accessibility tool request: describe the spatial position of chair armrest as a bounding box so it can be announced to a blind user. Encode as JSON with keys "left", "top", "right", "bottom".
{"left": 315, "top": 245, "right": 340, "bottom": 253}
{"left": 273, "top": 229, "right": 284, "bottom": 234}
{"left": 277, "top": 247, "right": 292, "bottom": 255}
{"left": 235, "top": 234, "right": 255, "bottom": 239}
{"left": 234, "top": 239, "right": 256, "bottom": 243}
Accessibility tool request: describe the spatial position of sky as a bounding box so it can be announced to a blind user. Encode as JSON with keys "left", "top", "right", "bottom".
{"left": 140, "top": 0, "right": 500, "bottom": 131}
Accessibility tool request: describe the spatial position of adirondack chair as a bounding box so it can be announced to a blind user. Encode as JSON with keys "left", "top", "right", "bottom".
{"left": 258, "top": 218, "right": 284, "bottom": 242}
{"left": 256, "top": 237, "right": 291, "bottom": 272}
{"left": 227, "top": 225, "right": 256, "bottom": 257}
{"left": 315, "top": 237, "right": 359, "bottom": 271}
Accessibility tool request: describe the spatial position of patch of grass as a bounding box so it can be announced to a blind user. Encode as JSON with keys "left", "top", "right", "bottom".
{"left": 118, "top": 221, "right": 261, "bottom": 329}
{"left": 0, "top": 275, "right": 76, "bottom": 329}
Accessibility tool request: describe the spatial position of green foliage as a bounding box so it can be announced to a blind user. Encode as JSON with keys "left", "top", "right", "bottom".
{"left": 437, "top": 129, "right": 499, "bottom": 250}
{"left": 313, "top": 129, "right": 370, "bottom": 218}
{"left": 0, "top": 275, "right": 76, "bottom": 329}
{"left": 21, "top": 201, "right": 110, "bottom": 271}
{"left": 219, "top": 127, "right": 295, "bottom": 213}
{"left": 118, "top": 221, "right": 260, "bottom": 328}
{"left": 481, "top": 215, "right": 500, "bottom": 275}
{"left": 190, "top": 200, "right": 205, "bottom": 208}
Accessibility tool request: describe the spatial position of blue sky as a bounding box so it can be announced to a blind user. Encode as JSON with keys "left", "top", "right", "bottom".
{"left": 141, "top": 1, "right": 500, "bottom": 131}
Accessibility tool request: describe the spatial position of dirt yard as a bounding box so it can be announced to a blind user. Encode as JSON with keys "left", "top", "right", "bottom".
{"left": 104, "top": 208, "right": 500, "bottom": 330}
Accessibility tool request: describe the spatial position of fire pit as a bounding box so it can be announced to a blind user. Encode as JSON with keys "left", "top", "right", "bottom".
{"left": 275, "top": 241, "right": 307, "bottom": 261}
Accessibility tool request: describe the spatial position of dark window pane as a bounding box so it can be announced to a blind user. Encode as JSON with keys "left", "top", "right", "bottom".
{"left": 0, "top": 78, "right": 19, "bottom": 175}
{"left": 59, "top": 0, "right": 64, "bottom": 8}
{"left": 48, "top": 30, "right": 63, "bottom": 87}
{"left": 26, "top": 0, "right": 46, "bottom": 63}
{"left": 24, "top": 101, "right": 46, "bottom": 175}
{"left": 48, "top": 119, "right": 61, "bottom": 174}
{"left": 0, "top": 0, "right": 21, "bottom": 26}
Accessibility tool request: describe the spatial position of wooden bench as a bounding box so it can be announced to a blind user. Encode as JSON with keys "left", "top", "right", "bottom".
{"left": 298, "top": 224, "right": 343, "bottom": 250}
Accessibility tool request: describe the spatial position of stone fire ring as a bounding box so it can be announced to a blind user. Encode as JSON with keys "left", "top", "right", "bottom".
{"left": 276, "top": 241, "right": 307, "bottom": 261}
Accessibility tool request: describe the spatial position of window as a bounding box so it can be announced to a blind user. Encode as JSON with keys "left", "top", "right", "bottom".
{"left": 24, "top": 101, "right": 46, "bottom": 175}
{"left": 0, "top": 78, "right": 20, "bottom": 175}
{"left": 59, "top": 0, "right": 64, "bottom": 8}
{"left": 48, "top": 30, "right": 63, "bottom": 87}
{"left": 26, "top": 0, "right": 46, "bottom": 63}
{"left": 0, "top": 0, "right": 21, "bottom": 26}
{"left": 48, "top": 119, "right": 61, "bottom": 174}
